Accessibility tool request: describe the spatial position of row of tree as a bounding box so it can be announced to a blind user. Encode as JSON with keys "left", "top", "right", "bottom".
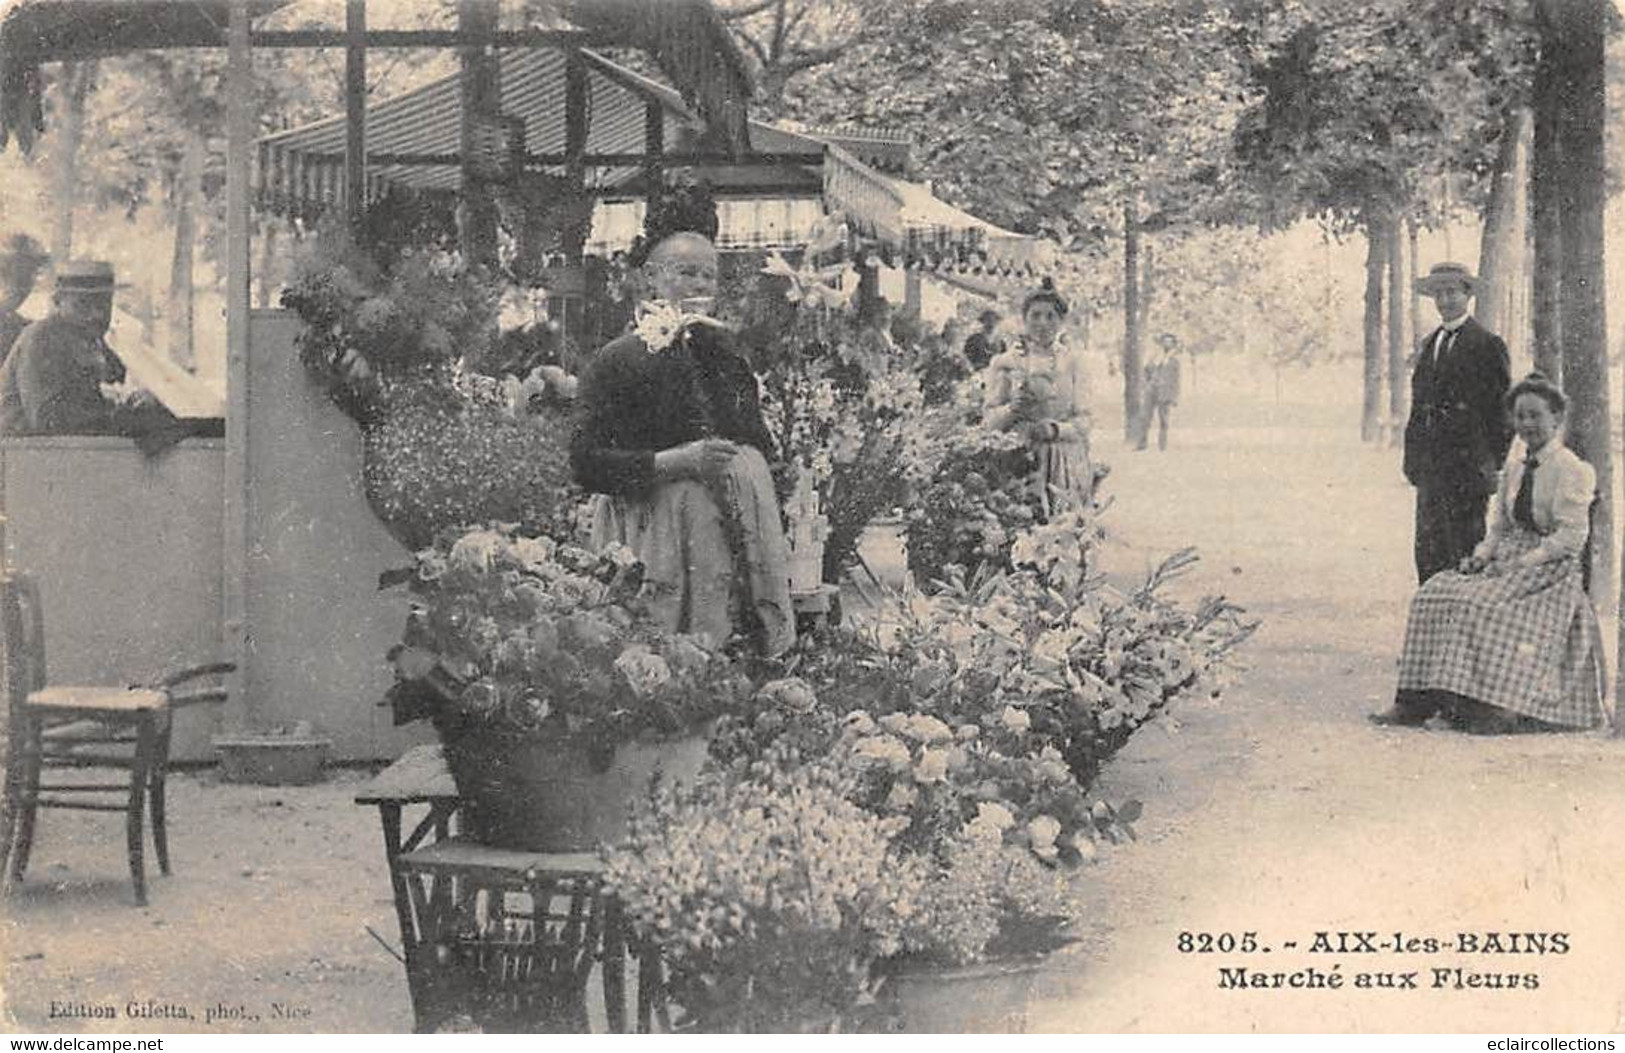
{"left": 717, "top": 0, "right": 1616, "bottom": 607}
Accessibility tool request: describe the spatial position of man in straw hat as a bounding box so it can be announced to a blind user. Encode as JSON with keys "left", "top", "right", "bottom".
{"left": 0, "top": 232, "right": 48, "bottom": 366}
{"left": 1399, "top": 261, "right": 1513, "bottom": 585}
{"left": 0, "top": 260, "right": 174, "bottom": 441}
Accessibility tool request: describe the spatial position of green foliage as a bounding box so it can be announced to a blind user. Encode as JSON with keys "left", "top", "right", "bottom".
{"left": 280, "top": 238, "right": 499, "bottom": 421}
{"left": 1231, "top": 0, "right": 1537, "bottom": 227}
{"left": 778, "top": 0, "right": 1247, "bottom": 243}
{"left": 899, "top": 408, "right": 1041, "bottom": 584}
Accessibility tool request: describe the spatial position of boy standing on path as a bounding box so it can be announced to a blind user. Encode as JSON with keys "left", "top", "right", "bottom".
{"left": 1137, "top": 333, "right": 1182, "bottom": 451}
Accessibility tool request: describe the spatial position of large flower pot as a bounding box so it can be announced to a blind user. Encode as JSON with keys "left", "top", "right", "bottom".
{"left": 878, "top": 956, "right": 1047, "bottom": 1033}
{"left": 438, "top": 725, "right": 710, "bottom": 852}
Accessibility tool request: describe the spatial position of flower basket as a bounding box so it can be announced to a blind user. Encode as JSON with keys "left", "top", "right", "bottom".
{"left": 438, "top": 721, "right": 710, "bottom": 852}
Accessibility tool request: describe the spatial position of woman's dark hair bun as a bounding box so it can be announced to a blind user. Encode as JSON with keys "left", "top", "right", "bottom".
{"left": 1507, "top": 370, "right": 1567, "bottom": 414}
{"left": 627, "top": 174, "right": 719, "bottom": 267}
{"left": 1023, "top": 275, "right": 1069, "bottom": 317}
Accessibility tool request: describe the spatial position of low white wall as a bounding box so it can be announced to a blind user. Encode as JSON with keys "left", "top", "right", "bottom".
{"left": 0, "top": 312, "right": 438, "bottom": 762}
{"left": 1, "top": 437, "right": 228, "bottom": 761}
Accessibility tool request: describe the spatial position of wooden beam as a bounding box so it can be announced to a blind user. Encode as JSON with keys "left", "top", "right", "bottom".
{"left": 344, "top": 0, "right": 366, "bottom": 232}
{"left": 246, "top": 28, "right": 601, "bottom": 48}
{"left": 223, "top": 0, "right": 253, "bottom": 730}
{"left": 359, "top": 150, "right": 824, "bottom": 167}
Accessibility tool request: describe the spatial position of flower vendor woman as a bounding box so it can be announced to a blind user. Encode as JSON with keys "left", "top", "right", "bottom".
{"left": 1376, "top": 372, "right": 1606, "bottom": 734}
{"left": 983, "top": 277, "right": 1095, "bottom": 517}
{"left": 570, "top": 183, "right": 795, "bottom": 656}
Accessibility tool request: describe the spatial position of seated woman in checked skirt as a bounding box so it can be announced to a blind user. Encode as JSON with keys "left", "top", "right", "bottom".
{"left": 1375, "top": 372, "right": 1607, "bottom": 734}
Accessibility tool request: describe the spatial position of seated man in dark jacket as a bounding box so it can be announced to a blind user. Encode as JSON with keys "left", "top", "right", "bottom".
{"left": 0, "top": 261, "right": 188, "bottom": 451}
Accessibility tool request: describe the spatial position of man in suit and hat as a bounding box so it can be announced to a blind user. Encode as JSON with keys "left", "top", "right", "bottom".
{"left": 0, "top": 232, "right": 48, "bottom": 366}
{"left": 1400, "top": 261, "right": 1513, "bottom": 585}
{"left": 0, "top": 260, "right": 177, "bottom": 441}
{"left": 1137, "top": 332, "right": 1183, "bottom": 451}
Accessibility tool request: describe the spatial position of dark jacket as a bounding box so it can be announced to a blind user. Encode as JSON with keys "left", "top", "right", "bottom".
{"left": 963, "top": 331, "right": 1004, "bottom": 371}
{"left": 1145, "top": 354, "right": 1181, "bottom": 405}
{"left": 0, "top": 309, "right": 30, "bottom": 368}
{"left": 0, "top": 314, "right": 129, "bottom": 436}
{"left": 570, "top": 326, "right": 777, "bottom": 497}
{"left": 1402, "top": 316, "right": 1512, "bottom": 494}
{"left": 0, "top": 315, "right": 189, "bottom": 446}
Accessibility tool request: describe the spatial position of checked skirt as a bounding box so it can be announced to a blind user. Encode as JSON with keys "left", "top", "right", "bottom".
{"left": 1396, "top": 529, "right": 1606, "bottom": 729}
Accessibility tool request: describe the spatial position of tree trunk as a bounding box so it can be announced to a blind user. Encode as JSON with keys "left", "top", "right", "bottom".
{"left": 1476, "top": 107, "right": 1524, "bottom": 337}
{"left": 1361, "top": 213, "right": 1386, "bottom": 443}
{"left": 48, "top": 62, "right": 95, "bottom": 263}
{"left": 1530, "top": 19, "right": 1564, "bottom": 384}
{"left": 1122, "top": 197, "right": 1143, "bottom": 441}
{"left": 1387, "top": 208, "right": 1406, "bottom": 445}
{"left": 1408, "top": 218, "right": 1421, "bottom": 360}
{"left": 1546, "top": 0, "right": 1613, "bottom": 613}
{"left": 166, "top": 133, "right": 204, "bottom": 371}
{"left": 1139, "top": 239, "right": 1155, "bottom": 336}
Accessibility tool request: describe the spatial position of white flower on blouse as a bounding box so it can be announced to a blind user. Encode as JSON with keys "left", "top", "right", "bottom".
{"left": 633, "top": 299, "right": 729, "bottom": 354}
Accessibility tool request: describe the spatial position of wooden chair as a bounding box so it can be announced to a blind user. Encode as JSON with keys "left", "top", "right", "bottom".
{"left": 0, "top": 572, "right": 233, "bottom": 905}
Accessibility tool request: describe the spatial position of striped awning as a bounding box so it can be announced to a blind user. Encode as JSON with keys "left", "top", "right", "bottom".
{"left": 821, "top": 144, "right": 1050, "bottom": 275}
{"left": 256, "top": 47, "right": 824, "bottom": 220}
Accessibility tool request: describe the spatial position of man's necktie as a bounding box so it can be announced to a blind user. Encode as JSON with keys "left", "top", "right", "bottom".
{"left": 1513, "top": 453, "right": 1538, "bottom": 532}
{"left": 1433, "top": 327, "right": 1457, "bottom": 368}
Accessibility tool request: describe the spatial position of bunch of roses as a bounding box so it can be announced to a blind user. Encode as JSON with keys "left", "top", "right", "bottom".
{"left": 393, "top": 524, "right": 751, "bottom": 743}
{"left": 603, "top": 752, "right": 923, "bottom": 1032}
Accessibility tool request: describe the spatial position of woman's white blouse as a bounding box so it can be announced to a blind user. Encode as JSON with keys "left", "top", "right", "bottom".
{"left": 1477, "top": 438, "right": 1596, "bottom": 565}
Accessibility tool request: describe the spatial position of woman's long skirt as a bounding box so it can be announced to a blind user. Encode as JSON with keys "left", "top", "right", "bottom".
{"left": 591, "top": 445, "right": 795, "bottom": 657}
{"left": 1395, "top": 529, "right": 1605, "bottom": 729}
{"left": 1030, "top": 435, "right": 1094, "bottom": 519}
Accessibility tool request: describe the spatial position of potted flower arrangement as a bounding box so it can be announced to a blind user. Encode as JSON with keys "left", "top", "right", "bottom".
{"left": 386, "top": 524, "right": 753, "bottom": 851}
{"left": 608, "top": 669, "right": 1138, "bottom": 1032}
{"left": 605, "top": 752, "right": 923, "bottom": 1032}
{"left": 280, "top": 232, "right": 580, "bottom": 550}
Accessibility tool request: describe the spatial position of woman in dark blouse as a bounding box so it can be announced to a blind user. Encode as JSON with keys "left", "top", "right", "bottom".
{"left": 571, "top": 205, "right": 794, "bottom": 656}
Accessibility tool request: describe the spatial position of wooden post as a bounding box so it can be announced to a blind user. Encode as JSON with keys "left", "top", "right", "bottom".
{"left": 223, "top": 0, "right": 254, "bottom": 730}
{"left": 457, "top": 0, "right": 500, "bottom": 267}
{"left": 344, "top": 0, "right": 367, "bottom": 234}
{"left": 563, "top": 47, "right": 589, "bottom": 266}
{"left": 643, "top": 98, "right": 664, "bottom": 202}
